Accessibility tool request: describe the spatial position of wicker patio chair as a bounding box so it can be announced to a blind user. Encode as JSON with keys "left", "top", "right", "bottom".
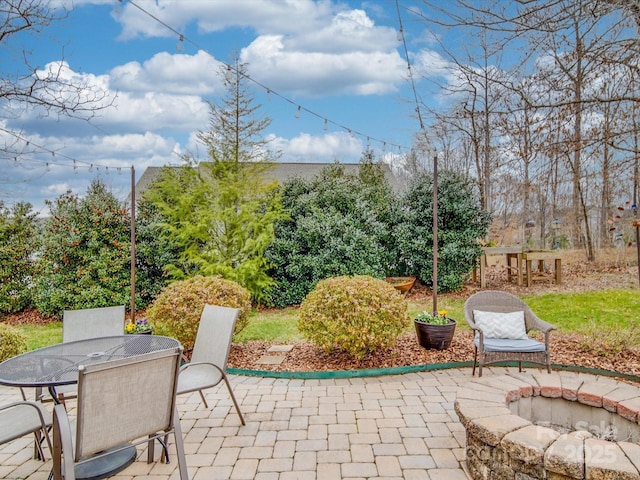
{"left": 51, "top": 346, "right": 187, "bottom": 480}
{"left": 463, "top": 290, "right": 556, "bottom": 377}
{"left": 0, "top": 400, "right": 53, "bottom": 461}
{"left": 176, "top": 304, "right": 245, "bottom": 425}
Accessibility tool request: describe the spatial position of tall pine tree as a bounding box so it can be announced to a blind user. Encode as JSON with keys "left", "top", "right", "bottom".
{"left": 144, "top": 59, "right": 285, "bottom": 303}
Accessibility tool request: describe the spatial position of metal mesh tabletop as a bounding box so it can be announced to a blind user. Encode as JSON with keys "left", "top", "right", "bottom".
{"left": 0, "top": 335, "right": 181, "bottom": 388}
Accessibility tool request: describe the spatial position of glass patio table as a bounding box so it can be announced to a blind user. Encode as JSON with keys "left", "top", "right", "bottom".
{"left": 0, "top": 335, "right": 181, "bottom": 480}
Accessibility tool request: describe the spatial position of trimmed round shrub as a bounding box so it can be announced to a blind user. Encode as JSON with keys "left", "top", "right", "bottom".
{"left": 298, "top": 275, "right": 408, "bottom": 359}
{"left": 146, "top": 275, "right": 251, "bottom": 352}
{"left": 0, "top": 323, "right": 28, "bottom": 362}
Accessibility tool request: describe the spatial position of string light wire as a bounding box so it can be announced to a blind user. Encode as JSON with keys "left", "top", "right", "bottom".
{"left": 122, "top": 0, "right": 410, "bottom": 153}
{"left": 4, "top": 1, "right": 416, "bottom": 186}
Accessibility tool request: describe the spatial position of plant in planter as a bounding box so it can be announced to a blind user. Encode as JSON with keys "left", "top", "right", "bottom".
{"left": 125, "top": 318, "right": 153, "bottom": 335}
{"left": 413, "top": 310, "right": 456, "bottom": 350}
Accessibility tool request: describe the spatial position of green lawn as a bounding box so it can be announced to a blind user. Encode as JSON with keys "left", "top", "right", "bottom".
{"left": 14, "top": 288, "right": 640, "bottom": 351}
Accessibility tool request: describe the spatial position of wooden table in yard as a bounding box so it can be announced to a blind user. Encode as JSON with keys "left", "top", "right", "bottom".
{"left": 522, "top": 250, "right": 562, "bottom": 287}
{"left": 477, "top": 247, "right": 524, "bottom": 288}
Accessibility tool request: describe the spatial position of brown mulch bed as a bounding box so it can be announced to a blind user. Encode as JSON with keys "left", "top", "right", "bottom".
{"left": 227, "top": 331, "right": 640, "bottom": 379}
{"left": 4, "top": 249, "right": 640, "bottom": 378}
{"left": 227, "top": 253, "right": 640, "bottom": 378}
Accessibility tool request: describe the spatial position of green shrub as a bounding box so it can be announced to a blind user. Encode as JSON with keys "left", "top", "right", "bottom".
{"left": 33, "top": 180, "right": 131, "bottom": 317}
{"left": 298, "top": 275, "right": 408, "bottom": 359}
{"left": 394, "top": 170, "right": 491, "bottom": 292}
{"left": 0, "top": 202, "right": 38, "bottom": 314}
{"left": 0, "top": 323, "right": 28, "bottom": 362}
{"left": 266, "top": 161, "right": 399, "bottom": 307}
{"left": 145, "top": 275, "right": 251, "bottom": 351}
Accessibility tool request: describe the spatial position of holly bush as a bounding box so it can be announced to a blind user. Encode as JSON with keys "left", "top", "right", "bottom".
{"left": 145, "top": 275, "right": 251, "bottom": 352}
{"left": 266, "top": 161, "right": 399, "bottom": 307}
{"left": 33, "top": 180, "right": 131, "bottom": 317}
{"left": 394, "top": 170, "right": 490, "bottom": 292}
{"left": 298, "top": 275, "right": 408, "bottom": 359}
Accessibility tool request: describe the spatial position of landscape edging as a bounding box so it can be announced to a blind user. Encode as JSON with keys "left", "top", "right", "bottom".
{"left": 228, "top": 362, "right": 640, "bottom": 382}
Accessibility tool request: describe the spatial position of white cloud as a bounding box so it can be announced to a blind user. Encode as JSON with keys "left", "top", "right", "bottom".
{"left": 110, "top": 50, "right": 223, "bottom": 95}
{"left": 242, "top": 35, "right": 405, "bottom": 96}
{"left": 412, "top": 50, "right": 454, "bottom": 80}
{"left": 44, "top": 183, "right": 71, "bottom": 196}
{"left": 115, "top": 0, "right": 337, "bottom": 39}
{"left": 272, "top": 131, "right": 362, "bottom": 161}
{"left": 114, "top": 2, "right": 406, "bottom": 97}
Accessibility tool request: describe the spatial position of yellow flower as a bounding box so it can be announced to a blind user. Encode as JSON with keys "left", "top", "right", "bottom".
{"left": 438, "top": 310, "right": 447, "bottom": 317}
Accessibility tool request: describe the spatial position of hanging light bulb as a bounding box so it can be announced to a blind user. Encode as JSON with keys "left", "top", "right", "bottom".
{"left": 295, "top": 105, "right": 301, "bottom": 119}
{"left": 397, "top": 27, "right": 403, "bottom": 42}
{"left": 176, "top": 34, "right": 184, "bottom": 52}
{"left": 323, "top": 119, "right": 328, "bottom": 131}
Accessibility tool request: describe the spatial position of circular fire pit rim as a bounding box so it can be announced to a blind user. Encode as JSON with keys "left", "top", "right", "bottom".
{"left": 454, "top": 371, "right": 640, "bottom": 479}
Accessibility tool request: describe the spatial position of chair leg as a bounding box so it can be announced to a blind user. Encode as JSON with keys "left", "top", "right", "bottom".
{"left": 32, "top": 431, "right": 46, "bottom": 461}
{"left": 172, "top": 407, "right": 189, "bottom": 480}
{"left": 223, "top": 373, "right": 245, "bottom": 425}
{"left": 472, "top": 347, "right": 478, "bottom": 377}
{"left": 198, "top": 389, "right": 209, "bottom": 409}
{"left": 52, "top": 404, "right": 75, "bottom": 480}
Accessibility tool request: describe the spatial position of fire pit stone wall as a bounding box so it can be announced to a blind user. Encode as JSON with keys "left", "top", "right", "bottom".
{"left": 455, "top": 371, "right": 640, "bottom": 480}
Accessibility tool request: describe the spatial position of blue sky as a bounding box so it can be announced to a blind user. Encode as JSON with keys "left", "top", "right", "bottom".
{"left": 2, "top": 0, "right": 454, "bottom": 216}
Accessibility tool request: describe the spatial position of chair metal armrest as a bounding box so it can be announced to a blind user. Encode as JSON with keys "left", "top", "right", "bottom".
{"left": 180, "top": 360, "right": 224, "bottom": 374}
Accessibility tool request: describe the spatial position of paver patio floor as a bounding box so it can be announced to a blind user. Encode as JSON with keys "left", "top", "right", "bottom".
{"left": 0, "top": 367, "right": 497, "bottom": 480}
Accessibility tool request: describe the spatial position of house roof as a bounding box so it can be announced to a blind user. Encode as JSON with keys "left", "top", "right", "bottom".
{"left": 134, "top": 162, "right": 404, "bottom": 197}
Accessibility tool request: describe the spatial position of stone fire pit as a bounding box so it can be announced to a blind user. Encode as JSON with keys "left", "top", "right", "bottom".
{"left": 455, "top": 371, "right": 640, "bottom": 480}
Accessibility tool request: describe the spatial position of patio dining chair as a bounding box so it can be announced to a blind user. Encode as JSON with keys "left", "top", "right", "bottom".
{"left": 463, "top": 290, "right": 556, "bottom": 377}
{"left": 62, "top": 305, "right": 126, "bottom": 343}
{"left": 48, "top": 305, "right": 126, "bottom": 404}
{"left": 52, "top": 346, "right": 188, "bottom": 480}
{"left": 176, "top": 304, "right": 245, "bottom": 425}
{"left": 0, "top": 400, "right": 53, "bottom": 461}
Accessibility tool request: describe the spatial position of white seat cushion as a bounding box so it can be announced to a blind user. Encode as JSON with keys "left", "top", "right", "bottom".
{"left": 474, "top": 337, "right": 546, "bottom": 352}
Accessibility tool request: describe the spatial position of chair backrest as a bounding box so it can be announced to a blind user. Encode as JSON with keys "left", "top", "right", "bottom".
{"left": 74, "top": 346, "right": 181, "bottom": 460}
{"left": 63, "top": 306, "right": 125, "bottom": 343}
{"left": 464, "top": 290, "right": 537, "bottom": 330}
{"left": 190, "top": 305, "right": 240, "bottom": 369}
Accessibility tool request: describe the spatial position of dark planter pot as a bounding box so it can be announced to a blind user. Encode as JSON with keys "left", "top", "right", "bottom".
{"left": 414, "top": 319, "right": 456, "bottom": 350}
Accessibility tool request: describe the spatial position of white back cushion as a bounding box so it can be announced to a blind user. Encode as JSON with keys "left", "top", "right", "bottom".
{"left": 473, "top": 310, "right": 528, "bottom": 339}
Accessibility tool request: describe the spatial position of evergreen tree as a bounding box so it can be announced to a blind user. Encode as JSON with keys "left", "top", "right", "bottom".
{"left": 34, "top": 180, "right": 131, "bottom": 317}
{"left": 0, "top": 202, "right": 38, "bottom": 313}
{"left": 144, "top": 60, "right": 285, "bottom": 303}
